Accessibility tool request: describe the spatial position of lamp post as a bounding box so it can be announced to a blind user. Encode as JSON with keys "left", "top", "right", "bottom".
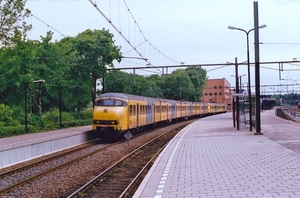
{"left": 228, "top": 24, "right": 266, "bottom": 132}
{"left": 58, "top": 86, "right": 62, "bottom": 128}
{"left": 231, "top": 74, "right": 246, "bottom": 93}
{"left": 235, "top": 58, "right": 240, "bottom": 131}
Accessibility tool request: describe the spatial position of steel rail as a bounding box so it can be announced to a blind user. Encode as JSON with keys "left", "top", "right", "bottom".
{"left": 67, "top": 127, "right": 183, "bottom": 198}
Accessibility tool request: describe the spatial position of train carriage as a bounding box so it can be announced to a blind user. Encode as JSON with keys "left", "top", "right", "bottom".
{"left": 188, "top": 102, "right": 193, "bottom": 118}
{"left": 181, "top": 102, "right": 188, "bottom": 118}
{"left": 93, "top": 92, "right": 227, "bottom": 141}
{"left": 153, "top": 101, "right": 161, "bottom": 125}
{"left": 201, "top": 103, "right": 208, "bottom": 115}
{"left": 159, "top": 99, "right": 168, "bottom": 123}
{"left": 93, "top": 93, "right": 158, "bottom": 140}
{"left": 193, "top": 102, "right": 201, "bottom": 116}
{"left": 164, "top": 99, "right": 177, "bottom": 122}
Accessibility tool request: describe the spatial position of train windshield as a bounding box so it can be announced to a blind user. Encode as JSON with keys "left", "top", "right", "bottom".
{"left": 95, "top": 99, "right": 127, "bottom": 107}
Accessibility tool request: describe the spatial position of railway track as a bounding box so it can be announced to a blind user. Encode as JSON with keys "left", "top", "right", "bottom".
{"left": 0, "top": 139, "right": 109, "bottom": 196}
{"left": 0, "top": 120, "right": 193, "bottom": 197}
{"left": 67, "top": 127, "right": 182, "bottom": 198}
{"left": 278, "top": 106, "right": 300, "bottom": 122}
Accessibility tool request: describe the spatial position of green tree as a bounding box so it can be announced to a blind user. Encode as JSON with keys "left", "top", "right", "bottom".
{"left": 0, "top": 0, "right": 32, "bottom": 46}
{"left": 163, "top": 69, "right": 195, "bottom": 100}
{"left": 104, "top": 70, "right": 132, "bottom": 94}
{"left": 185, "top": 66, "right": 207, "bottom": 101}
{"left": 0, "top": 31, "right": 38, "bottom": 107}
{"left": 71, "top": 29, "right": 122, "bottom": 106}
{"left": 33, "top": 32, "right": 81, "bottom": 111}
{"left": 145, "top": 75, "right": 163, "bottom": 98}
{"left": 131, "top": 74, "right": 150, "bottom": 96}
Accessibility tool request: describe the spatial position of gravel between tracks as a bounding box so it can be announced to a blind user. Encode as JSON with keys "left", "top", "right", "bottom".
{"left": 3, "top": 121, "right": 192, "bottom": 197}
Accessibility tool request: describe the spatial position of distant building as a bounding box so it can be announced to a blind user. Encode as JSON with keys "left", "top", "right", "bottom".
{"left": 201, "top": 78, "right": 232, "bottom": 110}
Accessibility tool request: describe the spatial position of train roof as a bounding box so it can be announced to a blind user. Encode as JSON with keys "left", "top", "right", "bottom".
{"left": 96, "top": 93, "right": 161, "bottom": 102}
{"left": 97, "top": 93, "right": 188, "bottom": 104}
{"left": 96, "top": 93, "right": 224, "bottom": 105}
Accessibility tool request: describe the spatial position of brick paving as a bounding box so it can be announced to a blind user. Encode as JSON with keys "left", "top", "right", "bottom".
{"left": 134, "top": 110, "right": 300, "bottom": 198}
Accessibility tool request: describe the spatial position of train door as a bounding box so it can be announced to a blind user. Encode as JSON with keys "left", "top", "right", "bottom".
{"left": 166, "top": 104, "right": 169, "bottom": 120}
{"left": 152, "top": 103, "right": 154, "bottom": 123}
{"left": 153, "top": 104, "right": 156, "bottom": 123}
{"left": 137, "top": 103, "right": 139, "bottom": 127}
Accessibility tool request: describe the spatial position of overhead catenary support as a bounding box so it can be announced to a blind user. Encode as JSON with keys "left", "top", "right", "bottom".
{"left": 228, "top": 23, "right": 266, "bottom": 132}
{"left": 235, "top": 57, "right": 240, "bottom": 131}
{"left": 253, "top": 1, "right": 263, "bottom": 135}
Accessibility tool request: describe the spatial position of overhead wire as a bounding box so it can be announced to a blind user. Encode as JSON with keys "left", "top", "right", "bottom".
{"left": 89, "top": 0, "right": 180, "bottom": 68}
{"left": 31, "top": 14, "right": 65, "bottom": 37}
{"left": 89, "top": 0, "right": 150, "bottom": 66}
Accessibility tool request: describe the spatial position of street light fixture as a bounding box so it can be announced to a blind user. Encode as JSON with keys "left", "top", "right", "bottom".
{"left": 228, "top": 24, "right": 267, "bottom": 132}
{"left": 121, "top": 56, "right": 148, "bottom": 61}
{"left": 32, "top": 80, "right": 45, "bottom": 83}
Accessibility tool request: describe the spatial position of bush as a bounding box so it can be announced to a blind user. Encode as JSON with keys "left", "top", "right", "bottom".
{"left": 40, "top": 109, "right": 92, "bottom": 130}
{"left": 0, "top": 104, "right": 21, "bottom": 126}
{"left": 71, "top": 110, "right": 93, "bottom": 120}
{"left": 0, "top": 106, "right": 93, "bottom": 137}
{"left": 11, "top": 105, "right": 25, "bottom": 125}
{"left": 28, "top": 113, "right": 43, "bottom": 131}
{"left": 0, "top": 126, "right": 24, "bottom": 138}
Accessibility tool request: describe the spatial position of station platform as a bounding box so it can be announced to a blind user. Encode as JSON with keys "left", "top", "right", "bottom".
{"left": 0, "top": 126, "right": 92, "bottom": 152}
{"left": 134, "top": 110, "right": 300, "bottom": 198}
{"left": 0, "top": 126, "right": 93, "bottom": 168}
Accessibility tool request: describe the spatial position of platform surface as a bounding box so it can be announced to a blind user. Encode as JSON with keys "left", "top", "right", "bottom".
{"left": 0, "top": 125, "right": 91, "bottom": 151}
{"left": 134, "top": 110, "right": 300, "bottom": 198}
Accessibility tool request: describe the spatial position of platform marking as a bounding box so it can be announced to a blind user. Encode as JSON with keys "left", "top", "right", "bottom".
{"left": 0, "top": 131, "right": 83, "bottom": 149}
{"left": 153, "top": 122, "right": 197, "bottom": 198}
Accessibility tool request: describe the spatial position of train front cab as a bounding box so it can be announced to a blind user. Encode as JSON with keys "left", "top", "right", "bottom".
{"left": 93, "top": 96, "right": 129, "bottom": 139}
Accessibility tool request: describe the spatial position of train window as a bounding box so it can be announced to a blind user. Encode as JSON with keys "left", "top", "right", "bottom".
{"left": 133, "top": 105, "right": 136, "bottom": 115}
{"left": 115, "top": 100, "right": 127, "bottom": 106}
{"left": 130, "top": 105, "right": 133, "bottom": 116}
{"left": 95, "top": 99, "right": 127, "bottom": 106}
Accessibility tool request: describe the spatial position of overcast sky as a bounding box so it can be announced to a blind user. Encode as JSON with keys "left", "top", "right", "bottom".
{"left": 26, "top": 0, "right": 300, "bottom": 93}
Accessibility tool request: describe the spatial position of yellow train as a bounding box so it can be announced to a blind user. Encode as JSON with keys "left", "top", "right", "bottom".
{"left": 93, "top": 93, "right": 227, "bottom": 140}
